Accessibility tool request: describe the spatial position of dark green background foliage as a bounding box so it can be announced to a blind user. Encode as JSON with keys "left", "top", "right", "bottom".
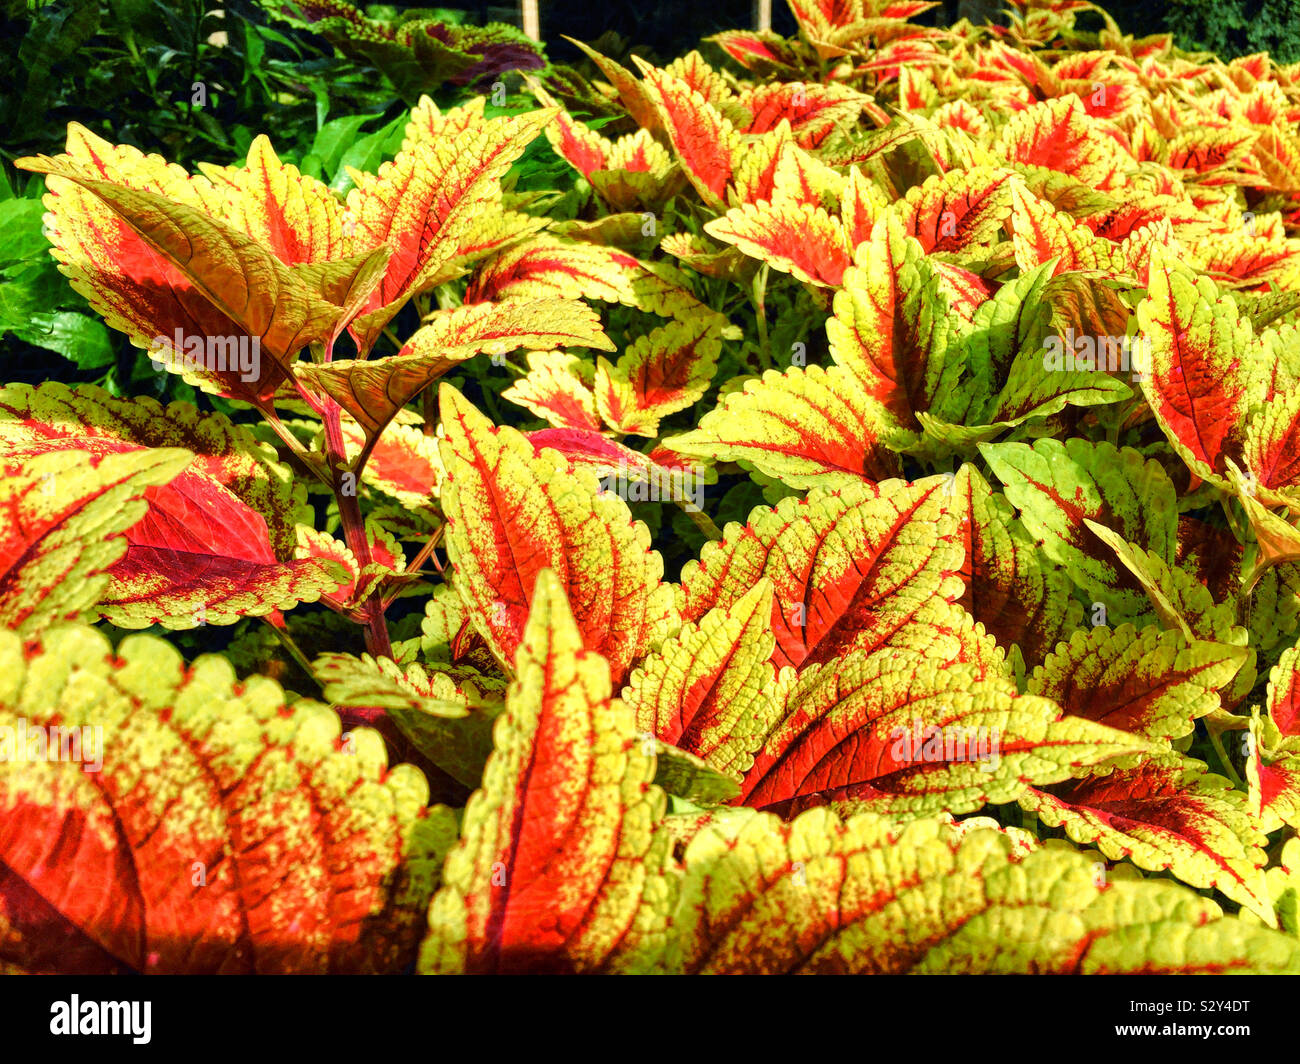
{"left": 1160, "top": 0, "right": 1300, "bottom": 64}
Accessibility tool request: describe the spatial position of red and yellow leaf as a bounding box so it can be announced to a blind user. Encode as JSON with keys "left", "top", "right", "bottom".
{"left": 678, "top": 476, "right": 964, "bottom": 671}
{"left": 438, "top": 385, "right": 677, "bottom": 684}
{"left": 1020, "top": 753, "right": 1273, "bottom": 923}
{"left": 623, "top": 580, "right": 781, "bottom": 778}
{"left": 0, "top": 624, "right": 453, "bottom": 974}
{"left": 737, "top": 646, "right": 1145, "bottom": 818}
{"left": 594, "top": 318, "right": 722, "bottom": 436}
{"left": 420, "top": 569, "right": 670, "bottom": 974}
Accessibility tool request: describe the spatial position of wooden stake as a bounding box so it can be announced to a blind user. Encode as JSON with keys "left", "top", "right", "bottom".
{"left": 521, "top": 0, "right": 540, "bottom": 40}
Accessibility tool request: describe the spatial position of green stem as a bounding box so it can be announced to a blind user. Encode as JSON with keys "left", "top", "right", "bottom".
{"left": 262, "top": 617, "right": 322, "bottom": 691}
{"left": 678, "top": 501, "right": 723, "bottom": 541}
{"left": 1208, "top": 727, "right": 1245, "bottom": 790}
{"left": 751, "top": 264, "right": 771, "bottom": 371}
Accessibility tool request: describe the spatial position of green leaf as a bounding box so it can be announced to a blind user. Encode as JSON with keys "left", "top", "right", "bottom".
{"left": 981, "top": 438, "right": 1180, "bottom": 620}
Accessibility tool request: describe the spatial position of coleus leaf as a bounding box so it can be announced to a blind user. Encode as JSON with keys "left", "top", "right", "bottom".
{"left": 1245, "top": 640, "right": 1300, "bottom": 832}
{"left": 709, "top": 29, "right": 801, "bottom": 75}
{"left": 314, "top": 651, "right": 504, "bottom": 789}
{"left": 0, "top": 383, "right": 345, "bottom": 629}
{"left": 703, "top": 199, "right": 851, "bottom": 288}
{"left": 737, "top": 81, "right": 873, "bottom": 146}
{"left": 665, "top": 807, "right": 1297, "bottom": 973}
{"left": 897, "top": 165, "right": 1015, "bottom": 254}
{"left": 981, "top": 438, "right": 1180, "bottom": 622}
{"left": 195, "top": 134, "right": 347, "bottom": 265}
{"left": 622, "top": 580, "right": 780, "bottom": 779}
{"left": 438, "top": 385, "right": 677, "bottom": 685}
{"left": 0, "top": 623, "right": 454, "bottom": 974}
{"left": 344, "top": 109, "right": 557, "bottom": 351}
{"left": 949, "top": 464, "right": 1083, "bottom": 673}
{"left": 665, "top": 363, "right": 904, "bottom": 490}
{"left": 1020, "top": 753, "right": 1273, "bottom": 924}
{"left": 15, "top": 141, "right": 354, "bottom": 403}
{"left": 994, "top": 93, "right": 1131, "bottom": 190}
{"left": 337, "top": 415, "right": 443, "bottom": 511}
{"left": 737, "top": 645, "right": 1147, "bottom": 819}
{"left": 632, "top": 56, "right": 740, "bottom": 210}
{"left": 678, "top": 476, "right": 967, "bottom": 672}
{"left": 465, "top": 235, "right": 727, "bottom": 330}
{"left": 1026, "top": 624, "right": 1247, "bottom": 742}
{"left": 826, "top": 212, "right": 960, "bottom": 429}
{"left": 0, "top": 446, "right": 190, "bottom": 637}
{"left": 297, "top": 298, "right": 613, "bottom": 438}
{"left": 401, "top": 95, "right": 490, "bottom": 151}
{"left": 501, "top": 350, "right": 603, "bottom": 432}
{"left": 593, "top": 317, "right": 722, "bottom": 436}
{"left": 1134, "top": 246, "right": 1264, "bottom": 488}
{"left": 1008, "top": 180, "right": 1169, "bottom": 282}
{"left": 420, "top": 569, "right": 671, "bottom": 974}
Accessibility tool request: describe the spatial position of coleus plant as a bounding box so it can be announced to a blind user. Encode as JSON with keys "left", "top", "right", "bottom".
{"left": 264, "top": 0, "right": 549, "bottom": 101}
{"left": 6, "top": 0, "right": 1300, "bottom": 974}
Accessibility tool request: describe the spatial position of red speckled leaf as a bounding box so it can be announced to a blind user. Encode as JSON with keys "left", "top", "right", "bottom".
{"left": 1027, "top": 624, "right": 1247, "bottom": 742}
{"left": 344, "top": 109, "right": 556, "bottom": 351}
{"left": 465, "top": 235, "right": 725, "bottom": 328}
{"left": 632, "top": 57, "right": 739, "bottom": 210}
{"left": 0, "top": 623, "right": 455, "bottom": 974}
{"left": 678, "top": 476, "right": 964, "bottom": 671}
{"left": 668, "top": 806, "right": 1298, "bottom": 974}
{"left": 826, "top": 213, "right": 958, "bottom": 429}
{"left": 502, "top": 351, "right": 603, "bottom": 431}
{"left": 665, "top": 363, "right": 904, "bottom": 490}
{"left": 1021, "top": 753, "right": 1272, "bottom": 923}
{"left": 738, "top": 645, "right": 1146, "bottom": 818}
{"left": 0, "top": 445, "right": 190, "bottom": 638}
{"left": 898, "top": 166, "right": 1014, "bottom": 254}
{"left": 594, "top": 318, "right": 723, "bottom": 436}
{"left": 0, "top": 383, "right": 343, "bottom": 628}
{"left": 624, "top": 580, "right": 780, "bottom": 778}
{"left": 705, "top": 200, "right": 851, "bottom": 287}
{"left": 1135, "top": 246, "right": 1262, "bottom": 485}
{"left": 15, "top": 130, "right": 349, "bottom": 403}
{"left": 438, "top": 385, "right": 677, "bottom": 684}
{"left": 420, "top": 570, "right": 669, "bottom": 974}
{"left": 995, "top": 94, "right": 1131, "bottom": 189}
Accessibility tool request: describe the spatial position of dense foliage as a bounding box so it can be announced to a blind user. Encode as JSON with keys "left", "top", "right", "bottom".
{"left": 6, "top": 0, "right": 1300, "bottom": 974}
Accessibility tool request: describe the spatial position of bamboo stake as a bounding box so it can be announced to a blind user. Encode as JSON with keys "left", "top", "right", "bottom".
{"left": 521, "top": 0, "right": 540, "bottom": 40}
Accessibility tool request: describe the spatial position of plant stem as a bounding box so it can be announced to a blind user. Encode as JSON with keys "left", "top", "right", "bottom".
{"left": 1208, "top": 726, "right": 1245, "bottom": 790}
{"left": 751, "top": 264, "right": 772, "bottom": 371}
{"left": 321, "top": 392, "right": 393, "bottom": 659}
{"left": 262, "top": 617, "right": 322, "bottom": 691}
{"left": 678, "top": 502, "right": 723, "bottom": 541}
